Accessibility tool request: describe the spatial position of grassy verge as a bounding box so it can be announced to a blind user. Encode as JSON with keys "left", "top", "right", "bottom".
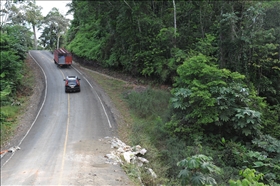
{"left": 85, "top": 69, "right": 174, "bottom": 185}
{"left": 85, "top": 70, "right": 135, "bottom": 142}
{"left": 1, "top": 58, "right": 35, "bottom": 147}
{"left": 0, "top": 105, "right": 20, "bottom": 143}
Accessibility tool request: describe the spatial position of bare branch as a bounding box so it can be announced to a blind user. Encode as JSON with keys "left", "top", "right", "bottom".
{"left": 123, "top": 0, "right": 132, "bottom": 10}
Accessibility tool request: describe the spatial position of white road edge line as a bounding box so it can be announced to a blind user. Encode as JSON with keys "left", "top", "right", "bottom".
{"left": 1, "top": 51, "right": 48, "bottom": 168}
{"left": 72, "top": 66, "right": 112, "bottom": 128}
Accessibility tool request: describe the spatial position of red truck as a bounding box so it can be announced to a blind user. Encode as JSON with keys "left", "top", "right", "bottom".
{"left": 53, "top": 48, "right": 72, "bottom": 67}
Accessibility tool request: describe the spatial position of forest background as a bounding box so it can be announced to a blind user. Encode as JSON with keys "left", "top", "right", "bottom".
{"left": 1, "top": 0, "right": 280, "bottom": 185}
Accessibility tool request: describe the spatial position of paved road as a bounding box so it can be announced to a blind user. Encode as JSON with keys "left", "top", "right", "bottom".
{"left": 1, "top": 50, "right": 131, "bottom": 185}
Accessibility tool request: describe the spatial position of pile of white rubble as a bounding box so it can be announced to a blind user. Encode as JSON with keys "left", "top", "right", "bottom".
{"left": 102, "top": 137, "right": 157, "bottom": 180}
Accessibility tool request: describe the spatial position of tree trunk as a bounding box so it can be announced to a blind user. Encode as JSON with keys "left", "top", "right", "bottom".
{"left": 279, "top": 46, "right": 280, "bottom": 61}
{"left": 173, "top": 0, "right": 176, "bottom": 47}
{"left": 57, "top": 35, "right": 60, "bottom": 49}
{"left": 32, "top": 24, "right": 37, "bottom": 50}
{"left": 132, "top": 0, "right": 141, "bottom": 33}
{"left": 219, "top": 7, "right": 225, "bottom": 68}
{"left": 199, "top": 6, "right": 205, "bottom": 38}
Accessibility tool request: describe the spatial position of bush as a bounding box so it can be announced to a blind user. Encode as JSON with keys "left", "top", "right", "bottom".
{"left": 177, "top": 154, "right": 222, "bottom": 186}
{"left": 229, "top": 168, "right": 268, "bottom": 186}
{"left": 170, "top": 54, "right": 265, "bottom": 141}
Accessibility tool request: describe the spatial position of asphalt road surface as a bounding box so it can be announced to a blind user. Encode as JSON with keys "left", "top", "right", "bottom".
{"left": 1, "top": 50, "right": 132, "bottom": 185}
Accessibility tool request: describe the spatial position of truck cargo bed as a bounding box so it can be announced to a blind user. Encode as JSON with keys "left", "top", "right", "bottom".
{"left": 53, "top": 48, "right": 72, "bottom": 67}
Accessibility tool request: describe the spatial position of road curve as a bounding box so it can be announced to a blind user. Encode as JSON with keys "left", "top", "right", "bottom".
{"left": 1, "top": 50, "right": 132, "bottom": 185}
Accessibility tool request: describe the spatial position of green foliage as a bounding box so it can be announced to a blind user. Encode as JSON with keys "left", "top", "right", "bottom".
{"left": 67, "top": 21, "right": 104, "bottom": 62}
{"left": 139, "top": 27, "right": 177, "bottom": 82}
{"left": 229, "top": 168, "right": 268, "bottom": 186}
{"left": 65, "top": 1, "right": 280, "bottom": 185}
{"left": 0, "top": 84, "right": 11, "bottom": 101}
{"left": 177, "top": 154, "right": 221, "bottom": 186}
{"left": 252, "top": 134, "right": 280, "bottom": 154}
{"left": 3, "top": 25, "right": 32, "bottom": 56}
{"left": 5, "top": 1, "right": 44, "bottom": 49}
{"left": 67, "top": 1, "right": 280, "bottom": 103}
{"left": 0, "top": 32, "right": 24, "bottom": 95}
{"left": 170, "top": 54, "right": 265, "bottom": 140}
{"left": 40, "top": 7, "right": 70, "bottom": 50}
{"left": 0, "top": 25, "right": 30, "bottom": 146}
{"left": 220, "top": 137, "right": 280, "bottom": 184}
{"left": 0, "top": 105, "right": 20, "bottom": 143}
{"left": 193, "top": 34, "right": 217, "bottom": 56}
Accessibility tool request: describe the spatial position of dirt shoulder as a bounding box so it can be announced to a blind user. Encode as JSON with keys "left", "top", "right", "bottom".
{"left": 1, "top": 54, "right": 45, "bottom": 151}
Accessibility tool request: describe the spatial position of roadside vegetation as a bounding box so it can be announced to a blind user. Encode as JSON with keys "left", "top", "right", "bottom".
{"left": 1, "top": 0, "right": 69, "bottom": 146}
{"left": 88, "top": 68, "right": 280, "bottom": 185}
{"left": 0, "top": 24, "right": 34, "bottom": 146}
{"left": 66, "top": 1, "right": 280, "bottom": 185}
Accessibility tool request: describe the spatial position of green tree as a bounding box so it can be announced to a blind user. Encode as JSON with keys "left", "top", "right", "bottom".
{"left": 169, "top": 54, "right": 264, "bottom": 140}
{"left": 4, "top": 0, "right": 43, "bottom": 49}
{"left": 40, "top": 7, "right": 70, "bottom": 50}
{"left": 0, "top": 31, "right": 24, "bottom": 96}
{"left": 24, "top": 1, "right": 43, "bottom": 49}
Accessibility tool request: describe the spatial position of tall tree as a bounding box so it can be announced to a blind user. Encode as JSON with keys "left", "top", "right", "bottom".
{"left": 4, "top": 0, "right": 43, "bottom": 49}
{"left": 40, "top": 7, "right": 70, "bottom": 50}
{"left": 23, "top": 1, "right": 43, "bottom": 49}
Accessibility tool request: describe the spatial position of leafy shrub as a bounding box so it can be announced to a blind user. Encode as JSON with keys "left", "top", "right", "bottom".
{"left": 169, "top": 54, "right": 265, "bottom": 140}
{"left": 261, "top": 105, "right": 280, "bottom": 139}
{"left": 177, "top": 154, "right": 222, "bottom": 186}
{"left": 219, "top": 136, "right": 280, "bottom": 184}
{"left": 252, "top": 134, "right": 280, "bottom": 155}
{"left": 229, "top": 168, "right": 268, "bottom": 186}
{"left": 0, "top": 33, "right": 24, "bottom": 95}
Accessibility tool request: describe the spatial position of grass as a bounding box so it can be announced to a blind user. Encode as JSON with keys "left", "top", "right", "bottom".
{"left": 85, "top": 69, "right": 175, "bottom": 185}
{"left": 85, "top": 70, "right": 135, "bottom": 143}
{"left": 1, "top": 57, "right": 35, "bottom": 147}
{"left": 0, "top": 105, "right": 20, "bottom": 142}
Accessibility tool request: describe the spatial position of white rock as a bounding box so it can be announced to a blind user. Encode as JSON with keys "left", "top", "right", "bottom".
{"left": 146, "top": 168, "right": 157, "bottom": 178}
{"left": 139, "top": 148, "right": 147, "bottom": 155}
{"left": 138, "top": 157, "right": 149, "bottom": 164}
{"left": 123, "top": 151, "right": 133, "bottom": 163}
